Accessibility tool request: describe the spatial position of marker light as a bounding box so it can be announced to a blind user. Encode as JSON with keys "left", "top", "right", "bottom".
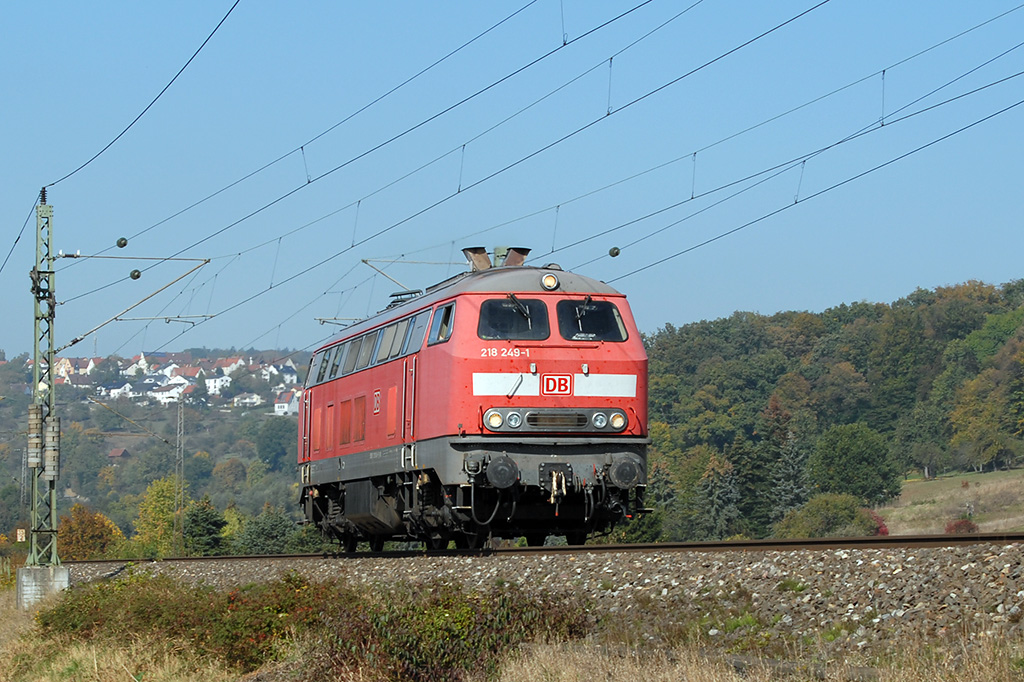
{"left": 486, "top": 410, "right": 504, "bottom": 429}
{"left": 609, "top": 412, "right": 627, "bottom": 430}
{"left": 592, "top": 412, "right": 608, "bottom": 428}
{"left": 541, "top": 273, "right": 559, "bottom": 290}
{"left": 506, "top": 411, "right": 523, "bottom": 428}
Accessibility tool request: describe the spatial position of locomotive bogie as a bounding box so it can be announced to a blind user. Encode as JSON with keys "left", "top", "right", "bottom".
{"left": 299, "top": 252, "right": 649, "bottom": 549}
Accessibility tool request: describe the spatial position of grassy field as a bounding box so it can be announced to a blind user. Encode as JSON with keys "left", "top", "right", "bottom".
{"left": 879, "top": 467, "right": 1024, "bottom": 535}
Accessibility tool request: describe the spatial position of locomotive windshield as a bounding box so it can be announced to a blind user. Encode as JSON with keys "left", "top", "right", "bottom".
{"left": 478, "top": 297, "right": 550, "bottom": 340}
{"left": 556, "top": 298, "right": 628, "bottom": 342}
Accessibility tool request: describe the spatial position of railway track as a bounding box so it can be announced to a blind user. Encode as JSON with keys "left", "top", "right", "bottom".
{"left": 64, "top": 530, "right": 1024, "bottom": 566}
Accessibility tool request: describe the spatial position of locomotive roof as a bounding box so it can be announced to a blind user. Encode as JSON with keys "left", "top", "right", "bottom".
{"left": 318, "top": 263, "right": 623, "bottom": 348}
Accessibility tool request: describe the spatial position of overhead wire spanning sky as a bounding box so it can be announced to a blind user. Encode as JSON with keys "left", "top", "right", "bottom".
{"left": 3, "top": 1, "right": 1023, "bottom": 359}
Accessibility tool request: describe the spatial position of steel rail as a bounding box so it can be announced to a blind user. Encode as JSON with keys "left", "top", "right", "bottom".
{"left": 62, "top": 531, "right": 1024, "bottom": 566}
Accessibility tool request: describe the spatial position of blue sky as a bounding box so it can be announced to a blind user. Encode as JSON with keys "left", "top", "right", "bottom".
{"left": 3, "top": 1, "right": 1023, "bottom": 360}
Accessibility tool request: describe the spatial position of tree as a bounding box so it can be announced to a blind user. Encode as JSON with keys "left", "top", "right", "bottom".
{"left": 891, "top": 402, "right": 950, "bottom": 478}
{"left": 131, "top": 475, "right": 187, "bottom": 558}
{"left": 232, "top": 504, "right": 296, "bottom": 555}
{"left": 693, "top": 453, "right": 740, "bottom": 540}
{"left": 184, "top": 495, "right": 227, "bottom": 556}
{"left": 774, "top": 493, "right": 884, "bottom": 538}
{"left": 726, "top": 435, "right": 772, "bottom": 538}
{"left": 0, "top": 483, "right": 25, "bottom": 537}
{"left": 769, "top": 431, "right": 809, "bottom": 523}
{"left": 57, "top": 504, "right": 124, "bottom": 560}
{"left": 257, "top": 417, "right": 297, "bottom": 472}
{"left": 808, "top": 423, "right": 900, "bottom": 504}
{"left": 950, "top": 368, "right": 1023, "bottom": 471}
{"left": 213, "top": 457, "right": 248, "bottom": 492}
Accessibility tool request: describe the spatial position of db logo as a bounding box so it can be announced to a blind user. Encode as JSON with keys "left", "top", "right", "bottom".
{"left": 372, "top": 389, "right": 381, "bottom": 414}
{"left": 541, "top": 374, "right": 573, "bottom": 395}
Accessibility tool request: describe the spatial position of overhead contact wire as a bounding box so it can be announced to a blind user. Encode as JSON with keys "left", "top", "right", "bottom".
{"left": 609, "top": 97, "right": 1024, "bottom": 283}
{"left": 46, "top": 0, "right": 241, "bottom": 188}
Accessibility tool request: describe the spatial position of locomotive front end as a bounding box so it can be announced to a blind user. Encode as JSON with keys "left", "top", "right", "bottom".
{"left": 436, "top": 261, "right": 649, "bottom": 544}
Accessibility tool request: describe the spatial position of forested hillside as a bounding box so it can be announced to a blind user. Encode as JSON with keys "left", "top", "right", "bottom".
{"left": 637, "top": 279, "right": 1024, "bottom": 542}
{"left": 3, "top": 280, "right": 1024, "bottom": 558}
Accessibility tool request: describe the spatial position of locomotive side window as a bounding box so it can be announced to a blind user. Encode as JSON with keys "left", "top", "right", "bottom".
{"left": 556, "top": 298, "right": 628, "bottom": 342}
{"left": 375, "top": 324, "right": 398, "bottom": 364}
{"left": 403, "top": 312, "right": 429, "bottom": 354}
{"left": 356, "top": 330, "right": 379, "bottom": 370}
{"left": 428, "top": 303, "right": 456, "bottom": 345}
{"left": 342, "top": 337, "right": 362, "bottom": 374}
{"left": 478, "top": 296, "right": 550, "bottom": 340}
{"left": 328, "top": 342, "right": 347, "bottom": 379}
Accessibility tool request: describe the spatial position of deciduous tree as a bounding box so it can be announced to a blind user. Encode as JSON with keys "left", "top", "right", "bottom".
{"left": 808, "top": 423, "right": 900, "bottom": 504}
{"left": 131, "top": 475, "right": 187, "bottom": 558}
{"left": 58, "top": 504, "right": 124, "bottom": 560}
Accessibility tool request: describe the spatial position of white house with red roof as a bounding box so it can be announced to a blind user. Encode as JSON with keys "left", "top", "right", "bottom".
{"left": 274, "top": 389, "right": 300, "bottom": 416}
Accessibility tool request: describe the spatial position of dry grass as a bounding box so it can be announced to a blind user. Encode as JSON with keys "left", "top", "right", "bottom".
{"left": 879, "top": 468, "right": 1024, "bottom": 534}
{"left": 0, "top": 590, "right": 35, "bottom": 655}
{"left": 480, "top": 639, "right": 1024, "bottom": 682}
{"left": 0, "top": 587, "right": 237, "bottom": 682}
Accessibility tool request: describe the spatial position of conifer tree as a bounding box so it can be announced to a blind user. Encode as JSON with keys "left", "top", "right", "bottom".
{"left": 695, "top": 453, "right": 740, "bottom": 540}
{"left": 726, "top": 435, "right": 772, "bottom": 538}
{"left": 184, "top": 494, "right": 228, "bottom": 556}
{"left": 769, "top": 431, "right": 809, "bottom": 523}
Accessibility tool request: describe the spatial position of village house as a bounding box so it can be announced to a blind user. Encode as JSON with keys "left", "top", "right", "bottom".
{"left": 274, "top": 389, "right": 300, "bottom": 416}
{"left": 233, "top": 392, "right": 264, "bottom": 408}
{"left": 204, "top": 370, "right": 232, "bottom": 396}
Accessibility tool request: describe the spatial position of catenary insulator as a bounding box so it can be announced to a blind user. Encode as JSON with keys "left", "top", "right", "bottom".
{"left": 27, "top": 404, "right": 43, "bottom": 468}
{"left": 42, "top": 416, "right": 60, "bottom": 481}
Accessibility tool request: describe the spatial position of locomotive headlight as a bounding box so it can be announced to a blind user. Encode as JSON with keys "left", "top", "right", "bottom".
{"left": 541, "top": 273, "right": 559, "bottom": 290}
{"left": 485, "top": 410, "right": 504, "bottom": 430}
{"left": 609, "top": 412, "right": 627, "bottom": 430}
{"left": 506, "top": 411, "right": 523, "bottom": 428}
{"left": 592, "top": 412, "right": 608, "bottom": 429}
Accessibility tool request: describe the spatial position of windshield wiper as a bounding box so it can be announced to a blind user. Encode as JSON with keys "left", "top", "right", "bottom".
{"left": 507, "top": 293, "right": 531, "bottom": 322}
{"left": 575, "top": 295, "right": 592, "bottom": 327}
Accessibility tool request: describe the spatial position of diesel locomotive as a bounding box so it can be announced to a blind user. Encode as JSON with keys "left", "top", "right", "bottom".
{"left": 298, "top": 247, "right": 648, "bottom": 549}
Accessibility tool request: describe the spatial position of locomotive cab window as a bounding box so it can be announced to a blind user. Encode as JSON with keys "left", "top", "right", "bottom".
{"left": 557, "top": 298, "right": 628, "bottom": 342}
{"left": 308, "top": 352, "right": 324, "bottom": 387}
{"left": 315, "top": 347, "right": 333, "bottom": 384}
{"left": 478, "top": 296, "right": 549, "bottom": 340}
{"left": 428, "top": 303, "right": 456, "bottom": 345}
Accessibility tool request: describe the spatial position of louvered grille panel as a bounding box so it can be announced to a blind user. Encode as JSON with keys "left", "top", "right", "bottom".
{"left": 526, "top": 412, "right": 588, "bottom": 429}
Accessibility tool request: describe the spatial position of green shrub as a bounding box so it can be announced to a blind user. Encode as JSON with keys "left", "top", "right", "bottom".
{"left": 35, "top": 570, "right": 590, "bottom": 679}
{"left": 773, "top": 493, "right": 884, "bottom": 538}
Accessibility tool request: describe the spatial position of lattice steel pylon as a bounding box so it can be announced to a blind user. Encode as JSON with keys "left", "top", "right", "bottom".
{"left": 27, "top": 191, "right": 60, "bottom": 567}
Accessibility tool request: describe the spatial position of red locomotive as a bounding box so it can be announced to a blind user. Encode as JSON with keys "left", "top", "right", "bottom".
{"left": 298, "top": 247, "right": 648, "bottom": 549}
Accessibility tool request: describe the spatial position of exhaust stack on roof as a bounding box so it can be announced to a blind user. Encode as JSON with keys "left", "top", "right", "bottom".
{"left": 463, "top": 247, "right": 491, "bottom": 272}
{"left": 464, "top": 246, "right": 531, "bottom": 271}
